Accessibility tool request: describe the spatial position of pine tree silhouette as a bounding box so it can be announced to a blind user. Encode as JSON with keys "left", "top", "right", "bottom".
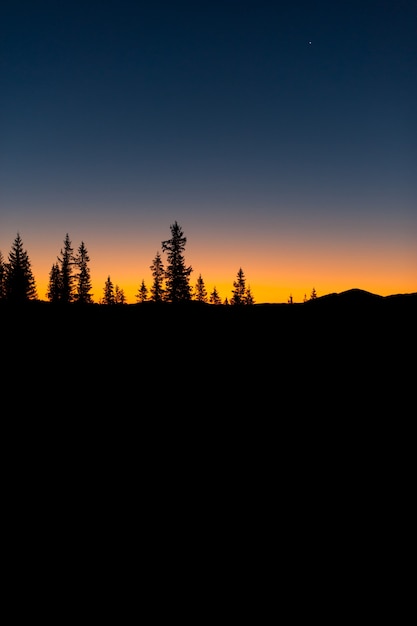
{"left": 4, "top": 233, "right": 37, "bottom": 303}
{"left": 161, "top": 221, "right": 193, "bottom": 303}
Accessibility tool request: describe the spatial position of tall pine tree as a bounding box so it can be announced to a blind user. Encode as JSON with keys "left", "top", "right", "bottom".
{"left": 46, "top": 262, "right": 62, "bottom": 303}
{"left": 230, "top": 268, "right": 246, "bottom": 306}
{"left": 161, "top": 222, "right": 192, "bottom": 303}
{"left": 0, "top": 250, "right": 6, "bottom": 300}
{"left": 57, "top": 233, "right": 75, "bottom": 304}
{"left": 102, "top": 276, "right": 115, "bottom": 305}
{"left": 149, "top": 251, "right": 165, "bottom": 302}
{"left": 4, "top": 233, "right": 37, "bottom": 303}
{"left": 74, "top": 241, "right": 93, "bottom": 304}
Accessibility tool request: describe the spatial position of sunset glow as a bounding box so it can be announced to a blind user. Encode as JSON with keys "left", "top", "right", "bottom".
{"left": 1, "top": 1, "right": 415, "bottom": 304}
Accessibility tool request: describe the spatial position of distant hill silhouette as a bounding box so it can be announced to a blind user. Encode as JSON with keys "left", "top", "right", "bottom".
{"left": 302, "top": 288, "right": 417, "bottom": 308}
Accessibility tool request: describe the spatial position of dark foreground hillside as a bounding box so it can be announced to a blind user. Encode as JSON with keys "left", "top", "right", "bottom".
{"left": 2, "top": 288, "right": 414, "bottom": 495}
{"left": 3, "top": 288, "right": 414, "bottom": 602}
{"left": 2, "top": 287, "right": 415, "bottom": 337}
{"left": 2, "top": 288, "right": 414, "bottom": 417}
{"left": 2, "top": 287, "right": 414, "bottom": 355}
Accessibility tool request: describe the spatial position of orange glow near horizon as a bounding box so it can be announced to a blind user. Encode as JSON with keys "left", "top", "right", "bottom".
{"left": 2, "top": 2, "right": 416, "bottom": 309}
{"left": 29, "top": 241, "right": 416, "bottom": 305}
{"left": 2, "top": 211, "right": 416, "bottom": 305}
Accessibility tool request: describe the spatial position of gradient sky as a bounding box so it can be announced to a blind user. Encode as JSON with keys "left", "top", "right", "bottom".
{"left": 1, "top": 0, "right": 416, "bottom": 303}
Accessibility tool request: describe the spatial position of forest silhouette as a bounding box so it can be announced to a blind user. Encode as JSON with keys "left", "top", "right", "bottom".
{"left": 2, "top": 222, "right": 414, "bottom": 414}
{"left": 1, "top": 221, "right": 415, "bottom": 311}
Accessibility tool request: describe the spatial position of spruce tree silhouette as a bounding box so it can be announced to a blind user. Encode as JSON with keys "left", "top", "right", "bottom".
{"left": 161, "top": 221, "right": 193, "bottom": 303}
{"left": 57, "top": 233, "right": 76, "bottom": 304}
{"left": 230, "top": 268, "right": 247, "bottom": 305}
{"left": 194, "top": 273, "right": 208, "bottom": 303}
{"left": 46, "top": 262, "right": 61, "bottom": 303}
{"left": 74, "top": 241, "right": 93, "bottom": 304}
{"left": 4, "top": 233, "right": 37, "bottom": 303}
{"left": 209, "top": 286, "right": 222, "bottom": 305}
{"left": 149, "top": 251, "right": 165, "bottom": 302}
{"left": 136, "top": 279, "right": 148, "bottom": 303}
{"left": 103, "top": 276, "right": 116, "bottom": 305}
{"left": 0, "top": 250, "right": 6, "bottom": 300}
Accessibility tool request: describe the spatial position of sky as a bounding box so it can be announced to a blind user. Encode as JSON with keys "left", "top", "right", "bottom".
{"left": 1, "top": 0, "right": 416, "bottom": 303}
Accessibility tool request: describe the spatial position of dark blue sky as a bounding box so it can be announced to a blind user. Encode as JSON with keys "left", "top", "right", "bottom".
{"left": 1, "top": 0, "right": 416, "bottom": 302}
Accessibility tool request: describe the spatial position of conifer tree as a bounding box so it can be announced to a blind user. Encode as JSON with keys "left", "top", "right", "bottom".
{"left": 46, "top": 262, "right": 62, "bottom": 303}
{"left": 136, "top": 279, "right": 148, "bottom": 303}
{"left": 4, "top": 233, "right": 38, "bottom": 303}
{"left": 209, "top": 286, "right": 222, "bottom": 305}
{"left": 103, "top": 276, "right": 115, "bottom": 305}
{"left": 115, "top": 285, "right": 126, "bottom": 304}
{"left": 0, "top": 250, "right": 6, "bottom": 300}
{"left": 230, "top": 267, "right": 247, "bottom": 306}
{"left": 161, "top": 221, "right": 192, "bottom": 302}
{"left": 244, "top": 284, "right": 255, "bottom": 305}
{"left": 310, "top": 287, "right": 318, "bottom": 300}
{"left": 194, "top": 273, "right": 208, "bottom": 303}
{"left": 57, "top": 233, "right": 75, "bottom": 304}
{"left": 74, "top": 241, "right": 93, "bottom": 304}
{"left": 149, "top": 251, "right": 165, "bottom": 302}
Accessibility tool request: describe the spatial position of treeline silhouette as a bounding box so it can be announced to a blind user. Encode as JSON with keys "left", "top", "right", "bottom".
{"left": 1, "top": 223, "right": 414, "bottom": 421}
{"left": 1, "top": 222, "right": 415, "bottom": 323}
{"left": 1, "top": 221, "right": 318, "bottom": 306}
